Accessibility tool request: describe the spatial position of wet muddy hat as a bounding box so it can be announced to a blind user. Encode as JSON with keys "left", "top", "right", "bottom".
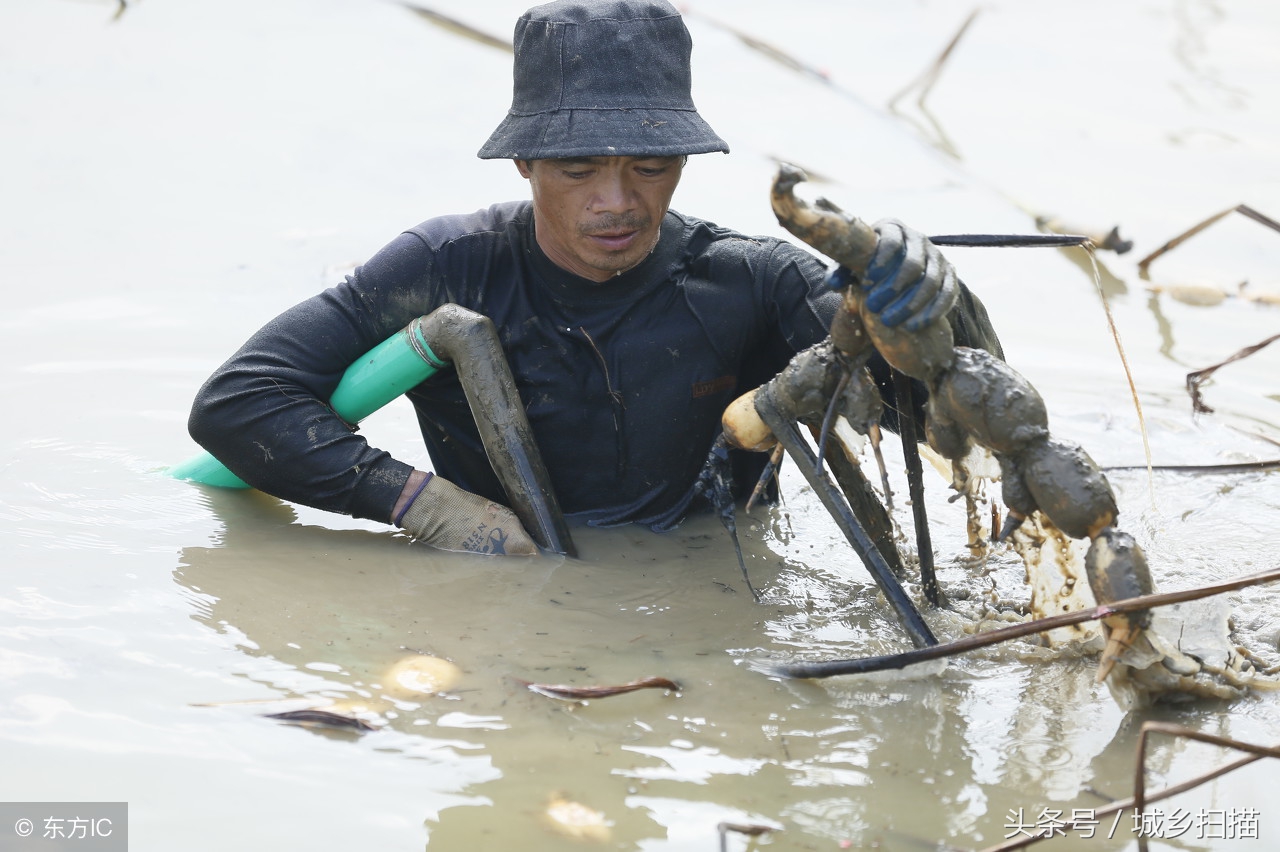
{"left": 478, "top": 0, "right": 729, "bottom": 159}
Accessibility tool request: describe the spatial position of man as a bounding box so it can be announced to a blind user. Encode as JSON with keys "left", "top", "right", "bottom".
{"left": 189, "top": 0, "right": 1000, "bottom": 556}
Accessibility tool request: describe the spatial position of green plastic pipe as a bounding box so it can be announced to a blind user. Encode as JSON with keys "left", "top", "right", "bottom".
{"left": 169, "top": 318, "right": 446, "bottom": 488}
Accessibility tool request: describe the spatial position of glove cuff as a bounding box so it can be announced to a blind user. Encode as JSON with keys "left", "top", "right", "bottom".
{"left": 398, "top": 475, "right": 538, "bottom": 556}
{"left": 393, "top": 472, "right": 433, "bottom": 526}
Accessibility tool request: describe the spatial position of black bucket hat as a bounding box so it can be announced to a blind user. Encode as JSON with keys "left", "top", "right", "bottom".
{"left": 477, "top": 0, "right": 729, "bottom": 160}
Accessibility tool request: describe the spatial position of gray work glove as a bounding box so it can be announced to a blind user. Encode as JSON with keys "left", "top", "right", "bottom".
{"left": 862, "top": 218, "right": 959, "bottom": 331}
{"left": 397, "top": 473, "right": 538, "bottom": 556}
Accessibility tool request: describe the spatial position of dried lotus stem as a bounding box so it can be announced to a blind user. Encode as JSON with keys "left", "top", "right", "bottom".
{"left": 1186, "top": 332, "right": 1280, "bottom": 414}
{"left": 761, "top": 567, "right": 1280, "bottom": 680}
{"left": 1137, "top": 203, "right": 1280, "bottom": 277}
{"left": 398, "top": 4, "right": 512, "bottom": 52}
{"left": 518, "top": 676, "right": 681, "bottom": 701}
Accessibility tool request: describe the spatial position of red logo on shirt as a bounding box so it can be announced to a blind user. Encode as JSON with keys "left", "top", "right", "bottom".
{"left": 692, "top": 375, "right": 735, "bottom": 399}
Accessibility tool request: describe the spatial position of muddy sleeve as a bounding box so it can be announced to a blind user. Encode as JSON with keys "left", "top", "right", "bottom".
{"left": 744, "top": 241, "right": 842, "bottom": 382}
{"left": 187, "top": 232, "right": 436, "bottom": 523}
{"left": 948, "top": 280, "right": 1004, "bottom": 360}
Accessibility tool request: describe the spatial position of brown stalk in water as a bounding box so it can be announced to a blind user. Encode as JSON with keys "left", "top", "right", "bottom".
{"left": 263, "top": 709, "right": 378, "bottom": 732}
{"left": 1103, "top": 459, "right": 1280, "bottom": 473}
{"left": 1136, "top": 203, "right": 1280, "bottom": 277}
{"left": 1082, "top": 246, "right": 1155, "bottom": 506}
{"left": 761, "top": 566, "right": 1280, "bottom": 679}
{"left": 1230, "top": 425, "right": 1280, "bottom": 448}
{"left": 886, "top": 9, "right": 981, "bottom": 159}
{"left": 717, "top": 822, "right": 777, "bottom": 852}
{"left": 1131, "top": 723, "right": 1278, "bottom": 852}
{"left": 888, "top": 9, "right": 981, "bottom": 111}
{"left": 745, "top": 444, "right": 785, "bottom": 513}
{"left": 977, "top": 722, "right": 1278, "bottom": 852}
{"left": 517, "top": 676, "right": 681, "bottom": 701}
{"left": 1186, "top": 332, "right": 1280, "bottom": 414}
{"left": 814, "top": 370, "right": 851, "bottom": 474}
{"left": 398, "top": 4, "right": 513, "bottom": 52}
{"left": 867, "top": 423, "right": 895, "bottom": 514}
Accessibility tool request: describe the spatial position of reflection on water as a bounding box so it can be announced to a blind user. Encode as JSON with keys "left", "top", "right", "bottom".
{"left": 3, "top": 0, "right": 1279, "bottom": 849}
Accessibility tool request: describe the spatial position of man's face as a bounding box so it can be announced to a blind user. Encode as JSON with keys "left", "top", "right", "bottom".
{"left": 516, "top": 155, "right": 684, "bottom": 282}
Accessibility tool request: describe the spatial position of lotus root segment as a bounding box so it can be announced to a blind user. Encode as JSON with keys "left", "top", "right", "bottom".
{"left": 767, "top": 163, "right": 1156, "bottom": 686}
{"left": 862, "top": 308, "right": 956, "bottom": 384}
{"left": 838, "top": 366, "right": 883, "bottom": 434}
{"left": 932, "top": 348, "right": 1049, "bottom": 455}
{"left": 1085, "top": 528, "right": 1154, "bottom": 614}
{"left": 1021, "top": 438, "right": 1118, "bottom": 540}
{"left": 830, "top": 288, "right": 872, "bottom": 358}
{"left": 770, "top": 341, "right": 848, "bottom": 423}
{"left": 924, "top": 393, "right": 971, "bottom": 461}
{"left": 770, "top": 163, "right": 877, "bottom": 272}
{"left": 1086, "top": 527, "right": 1155, "bottom": 682}
{"left": 994, "top": 453, "right": 1037, "bottom": 539}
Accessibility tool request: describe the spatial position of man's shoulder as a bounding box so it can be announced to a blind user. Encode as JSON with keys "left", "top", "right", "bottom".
{"left": 669, "top": 209, "right": 824, "bottom": 276}
{"left": 404, "top": 200, "right": 531, "bottom": 252}
{"left": 671, "top": 210, "right": 816, "bottom": 260}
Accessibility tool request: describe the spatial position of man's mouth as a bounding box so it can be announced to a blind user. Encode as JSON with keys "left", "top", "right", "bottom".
{"left": 586, "top": 230, "right": 639, "bottom": 251}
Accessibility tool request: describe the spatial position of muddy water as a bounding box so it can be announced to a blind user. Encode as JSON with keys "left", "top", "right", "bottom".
{"left": 3, "top": 1, "right": 1279, "bottom": 850}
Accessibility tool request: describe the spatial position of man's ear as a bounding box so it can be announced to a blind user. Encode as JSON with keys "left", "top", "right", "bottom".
{"left": 514, "top": 159, "right": 533, "bottom": 179}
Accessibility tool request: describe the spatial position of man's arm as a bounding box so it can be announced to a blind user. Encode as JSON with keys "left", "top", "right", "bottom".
{"left": 187, "top": 231, "right": 537, "bottom": 554}
{"left": 188, "top": 279, "right": 416, "bottom": 522}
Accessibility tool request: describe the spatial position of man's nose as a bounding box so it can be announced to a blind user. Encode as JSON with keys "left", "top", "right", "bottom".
{"left": 590, "top": 171, "right": 636, "bottom": 214}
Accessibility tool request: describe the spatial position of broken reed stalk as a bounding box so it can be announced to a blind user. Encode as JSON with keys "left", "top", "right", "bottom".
{"left": 398, "top": 4, "right": 513, "bottom": 52}
{"left": 979, "top": 722, "right": 1278, "bottom": 852}
{"left": 263, "top": 709, "right": 377, "bottom": 732}
{"left": 717, "top": 822, "right": 776, "bottom": 852}
{"left": 1133, "top": 723, "right": 1279, "bottom": 852}
{"left": 1234, "top": 204, "right": 1280, "bottom": 232}
{"left": 1186, "top": 332, "right": 1280, "bottom": 414}
{"left": 684, "top": 8, "right": 844, "bottom": 89}
{"left": 732, "top": 533, "right": 760, "bottom": 604}
{"left": 888, "top": 9, "right": 981, "bottom": 110}
{"left": 519, "top": 676, "right": 681, "bottom": 701}
{"left": 815, "top": 370, "right": 852, "bottom": 475}
{"left": 1103, "top": 459, "right": 1280, "bottom": 474}
{"left": 1230, "top": 424, "right": 1280, "bottom": 449}
{"left": 745, "top": 444, "right": 785, "bottom": 513}
{"left": 979, "top": 754, "right": 1266, "bottom": 851}
{"left": 764, "top": 566, "right": 1280, "bottom": 679}
{"left": 1137, "top": 203, "right": 1280, "bottom": 277}
{"left": 1084, "top": 246, "right": 1156, "bottom": 508}
{"left": 867, "top": 423, "right": 895, "bottom": 514}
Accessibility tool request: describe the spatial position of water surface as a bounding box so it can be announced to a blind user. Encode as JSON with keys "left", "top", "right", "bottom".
{"left": 2, "top": 1, "right": 1278, "bottom": 849}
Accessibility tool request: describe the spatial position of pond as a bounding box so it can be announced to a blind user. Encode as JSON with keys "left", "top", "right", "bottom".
{"left": 2, "top": 1, "right": 1278, "bottom": 850}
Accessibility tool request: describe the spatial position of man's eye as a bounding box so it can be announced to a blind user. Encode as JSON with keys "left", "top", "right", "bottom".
{"left": 562, "top": 169, "right": 592, "bottom": 179}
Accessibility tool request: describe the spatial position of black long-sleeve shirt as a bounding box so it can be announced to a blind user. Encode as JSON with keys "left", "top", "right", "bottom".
{"left": 189, "top": 201, "right": 1000, "bottom": 530}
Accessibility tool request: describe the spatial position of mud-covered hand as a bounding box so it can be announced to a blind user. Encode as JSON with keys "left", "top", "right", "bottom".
{"left": 862, "top": 218, "right": 958, "bottom": 331}
{"left": 396, "top": 473, "right": 538, "bottom": 556}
